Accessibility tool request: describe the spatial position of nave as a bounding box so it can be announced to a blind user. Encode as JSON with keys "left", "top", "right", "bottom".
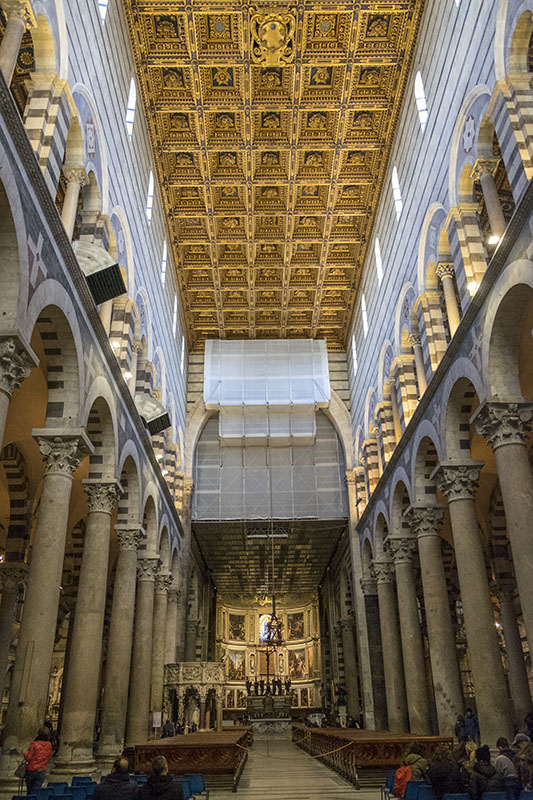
{"left": 210, "top": 734, "right": 371, "bottom": 800}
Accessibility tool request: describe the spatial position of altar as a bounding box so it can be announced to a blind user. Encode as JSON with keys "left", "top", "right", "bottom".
{"left": 246, "top": 693, "right": 292, "bottom": 735}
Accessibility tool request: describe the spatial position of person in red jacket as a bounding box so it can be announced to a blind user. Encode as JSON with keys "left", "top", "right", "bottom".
{"left": 24, "top": 726, "right": 52, "bottom": 793}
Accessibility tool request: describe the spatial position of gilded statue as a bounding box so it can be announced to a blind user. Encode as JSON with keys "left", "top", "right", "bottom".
{"left": 250, "top": 8, "right": 296, "bottom": 66}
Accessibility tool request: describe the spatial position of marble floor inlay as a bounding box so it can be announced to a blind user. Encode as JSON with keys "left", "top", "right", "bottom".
{"left": 210, "top": 732, "right": 382, "bottom": 799}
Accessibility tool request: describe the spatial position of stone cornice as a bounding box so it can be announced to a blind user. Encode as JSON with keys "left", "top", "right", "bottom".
{"left": 355, "top": 174, "right": 533, "bottom": 535}
{"left": 0, "top": 72, "right": 184, "bottom": 542}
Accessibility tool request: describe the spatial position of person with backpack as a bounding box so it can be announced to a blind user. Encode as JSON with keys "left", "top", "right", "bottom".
{"left": 394, "top": 743, "right": 428, "bottom": 798}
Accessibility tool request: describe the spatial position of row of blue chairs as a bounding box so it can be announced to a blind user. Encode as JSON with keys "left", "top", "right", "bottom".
{"left": 382, "top": 774, "right": 533, "bottom": 800}
{"left": 12, "top": 772, "right": 208, "bottom": 800}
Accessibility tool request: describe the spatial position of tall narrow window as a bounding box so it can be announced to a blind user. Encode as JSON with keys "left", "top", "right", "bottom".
{"left": 374, "top": 237, "right": 383, "bottom": 284}
{"left": 160, "top": 239, "right": 167, "bottom": 284}
{"left": 361, "top": 294, "right": 368, "bottom": 338}
{"left": 391, "top": 167, "right": 403, "bottom": 221}
{"left": 146, "top": 170, "right": 154, "bottom": 221}
{"left": 180, "top": 335, "right": 185, "bottom": 373}
{"left": 351, "top": 334, "right": 358, "bottom": 375}
{"left": 97, "top": 0, "right": 109, "bottom": 20}
{"left": 172, "top": 295, "right": 178, "bottom": 336}
{"left": 125, "top": 78, "right": 136, "bottom": 138}
{"left": 414, "top": 72, "right": 428, "bottom": 133}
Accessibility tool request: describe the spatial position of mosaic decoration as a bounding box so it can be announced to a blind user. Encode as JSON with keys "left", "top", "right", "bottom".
{"left": 123, "top": 0, "right": 424, "bottom": 349}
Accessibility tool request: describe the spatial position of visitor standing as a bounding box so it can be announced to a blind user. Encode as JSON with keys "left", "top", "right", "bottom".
{"left": 465, "top": 709, "right": 480, "bottom": 745}
{"left": 23, "top": 726, "right": 52, "bottom": 794}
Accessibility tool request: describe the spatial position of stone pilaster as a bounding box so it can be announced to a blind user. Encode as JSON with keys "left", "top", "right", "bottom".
{"left": 473, "top": 400, "right": 533, "bottom": 665}
{"left": 337, "top": 616, "right": 360, "bottom": 717}
{"left": 126, "top": 558, "right": 160, "bottom": 746}
{"left": 55, "top": 480, "right": 121, "bottom": 772}
{"left": 98, "top": 527, "right": 145, "bottom": 760}
{"left": 434, "top": 461, "right": 512, "bottom": 743}
{"left": 371, "top": 560, "right": 408, "bottom": 732}
{"left": 0, "top": 565, "right": 27, "bottom": 702}
{"left": 151, "top": 573, "right": 172, "bottom": 733}
{"left": 407, "top": 506, "right": 463, "bottom": 736}
{"left": 387, "top": 535, "right": 431, "bottom": 734}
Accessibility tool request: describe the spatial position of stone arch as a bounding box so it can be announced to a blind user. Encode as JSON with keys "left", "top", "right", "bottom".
{"left": 153, "top": 347, "right": 166, "bottom": 404}
{"left": 116, "top": 453, "right": 141, "bottom": 527}
{"left": 505, "top": 2, "right": 533, "bottom": 75}
{"left": 323, "top": 389, "right": 355, "bottom": 471}
{"left": 0, "top": 158, "right": 30, "bottom": 331}
{"left": 25, "top": 287, "right": 85, "bottom": 427}
{"left": 417, "top": 204, "right": 447, "bottom": 293}
{"left": 388, "top": 467, "right": 412, "bottom": 522}
{"left": 443, "top": 376, "right": 481, "bottom": 460}
{"left": 30, "top": 13, "right": 57, "bottom": 73}
{"left": 390, "top": 479, "right": 412, "bottom": 539}
{"left": 184, "top": 396, "right": 214, "bottom": 480}
{"left": 110, "top": 207, "right": 135, "bottom": 299}
{"left": 481, "top": 259, "right": 533, "bottom": 398}
{"left": 378, "top": 340, "right": 394, "bottom": 401}
{"left": 364, "top": 387, "right": 378, "bottom": 440}
{"left": 1, "top": 443, "right": 31, "bottom": 562}
{"left": 141, "top": 493, "right": 158, "bottom": 557}
{"left": 84, "top": 394, "right": 117, "bottom": 483}
{"left": 448, "top": 85, "right": 492, "bottom": 207}
{"left": 412, "top": 431, "right": 441, "bottom": 506}
{"left": 374, "top": 512, "right": 389, "bottom": 558}
{"left": 71, "top": 84, "right": 109, "bottom": 214}
{"left": 361, "top": 534, "right": 374, "bottom": 572}
{"left": 170, "top": 547, "right": 180, "bottom": 582}
{"left": 394, "top": 283, "right": 417, "bottom": 354}
{"left": 158, "top": 525, "right": 170, "bottom": 571}
{"left": 135, "top": 288, "right": 153, "bottom": 361}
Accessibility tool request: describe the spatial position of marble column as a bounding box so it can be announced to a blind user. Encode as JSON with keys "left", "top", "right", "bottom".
{"left": 387, "top": 536, "right": 432, "bottom": 734}
{"left": 165, "top": 584, "right": 180, "bottom": 665}
{"left": 338, "top": 617, "right": 360, "bottom": 717}
{"left": 61, "top": 169, "right": 87, "bottom": 240}
{"left": 372, "top": 560, "right": 409, "bottom": 732}
{"left": 150, "top": 573, "right": 171, "bottom": 733}
{"left": 493, "top": 581, "right": 532, "bottom": 726}
{"left": 128, "top": 340, "right": 142, "bottom": 396}
{"left": 198, "top": 688, "right": 207, "bottom": 730}
{"left": 216, "top": 690, "right": 223, "bottom": 732}
{"left": 0, "top": 566, "right": 27, "bottom": 701}
{"left": 472, "top": 159, "right": 506, "bottom": 239}
{"left": 126, "top": 558, "right": 160, "bottom": 746}
{"left": 409, "top": 333, "right": 428, "bottom": 396}
{"left": 0, "top": 433, "right": 90, "bottom": 772}
{"left": 434, "top": 462, "right": 512, "bottom": 742}
{"left": 175, "top": 481, "right": 193, "bottom": 662}
{"left": 360, "top": 575, "right": 387, "bottom": 729}
{"left": 407, "top": 506, "right": 464, "bottom": 736}
{"left": 97, "top": 527, "right": 144, "bottom": 760}
{"left": 0, "top": 2, "right": 31, "bottom": 85}
{"left": 473, "top": 401, "right": 533, "bottom": 663}
{"left": 387, "top": 380, "right": 402, "bottom": 444}
{"left": 55, "top": 480, "right": 121, "bottom": 771}
{"left": 0, "top": 337, "right": 34, "bottom": 449}
{"left": 435, "top": 264, "right": 461, "bottom": 337}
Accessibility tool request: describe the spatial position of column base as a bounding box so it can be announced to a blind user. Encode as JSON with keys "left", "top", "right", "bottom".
{"left": 0, "top": 752, "right": 27, "bottom": 800}
{"left": 52, "top": 757, "right": 98, "bottom": 780}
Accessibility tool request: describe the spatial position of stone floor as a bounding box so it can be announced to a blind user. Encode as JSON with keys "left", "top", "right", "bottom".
{"left": 211, "top": 733, "right": 382, "bottom": 799}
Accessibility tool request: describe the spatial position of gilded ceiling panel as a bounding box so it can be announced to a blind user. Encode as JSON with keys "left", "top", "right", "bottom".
{"left": 123, "top": 0, "right": 425, "bottom": 349}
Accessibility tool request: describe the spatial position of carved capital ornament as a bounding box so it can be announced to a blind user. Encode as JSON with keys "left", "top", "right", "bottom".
{"left": 432, "top": 462, "right": 483, "bottom": 502}
{"left": 84, "top": 481, "right": 122, "bottom": 514}
{"left": 406, "top": 506, "right": 444, "bottom": 539}
{"left": 137, "top": 558, "right": 160, "bottom": 582}
{"left": 0, "top": 338, "right": 33, "bottom": 396}
{"left": 370, "top": 559, "right": 394, "bottom": 585}
{"left": 116, "top": 527, "right": 145, "bottom": 551}
{"left": 472, "top": 400, "right": 533, "bottom": 450}
{"left": 386, "top": 536, "right": 417, "bottom": 564}
{"left": 36, "top": 435, "right": 91, "bottom": 478}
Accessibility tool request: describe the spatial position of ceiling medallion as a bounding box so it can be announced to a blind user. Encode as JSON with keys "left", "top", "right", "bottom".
{"left": 250, "top": 7, "right": 296, "bottom": 66}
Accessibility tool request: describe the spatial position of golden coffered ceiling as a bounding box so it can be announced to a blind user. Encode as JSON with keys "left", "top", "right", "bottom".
{"left": 123, "top": 1, "right": 425, "bottom": 350}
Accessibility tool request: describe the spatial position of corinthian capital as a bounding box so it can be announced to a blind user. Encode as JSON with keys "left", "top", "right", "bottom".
{"left": 137, "top": 558, "right": 160, "bottom": 582}
{"left": 115, "top": 526, "right": 145, "bottom": 551}
{"left": 0, "top": 563, "right": 28, "bottom": 590}
{"left": 432, "top": 461, "right": 483, "bottom": 502}
{"left": 155, "top": 572, "right": 172, "bottom": 595}
{"left": 386, "top": 535, "right": 417, "bottom": 564}
{"left": 84, "top": 480, "right": 122, "bottom": 514}
{"left": 435, "top": 263, "right": 455, "bottom": 281}
{"left": 406, "top": 505, "right": 444, "bottom": 539}
{"left": 0, "top": 337, "right": 34, "bottom": 397}
{"left": 370, "top": 559, "right": 394, "bottom": 585}
{"left": 471, "top": 400, "right": 533, "bottom": 450}
{"left": 4, "top": 1, "right": 35, "bottom": 25}
{"left": 34, "top": 432, "right": 92, "bottom": 477}
{"left": 167, "top": 583, "right": 181, "bottom": 603}
{"left": 360, "top": 575, "right": 377, "bottom": 596}
{"left": 63, "top": 168, "right": 88, "bottom": 187}
{"left": 471, "top": 158, "right": 499, "bottom": 181}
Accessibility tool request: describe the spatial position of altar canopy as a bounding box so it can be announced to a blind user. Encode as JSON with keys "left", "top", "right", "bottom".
{"left": 204, "top": 339, "right": 331, "bottom": 445}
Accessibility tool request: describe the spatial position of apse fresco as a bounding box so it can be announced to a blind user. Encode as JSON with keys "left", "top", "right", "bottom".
{"left": 229, "top": 613, "right": 245, "bottom": 641}
{"left": 287, "top": 612, "right": 304, "bottom": 639}
{"left": 227, "top": 650, "right": 246, "bottom": 680}
{"left": 300, "top": 687, "right": 309, "bottom": 707}
{"left": 289, "top": 648, "right": 308, "bottom": 679}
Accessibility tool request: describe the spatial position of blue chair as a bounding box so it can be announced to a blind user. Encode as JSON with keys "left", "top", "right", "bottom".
{"left": 443, "top": 794, "right": 470, "bottom": 800}
{"left": 184, "top": 773, "right": 209, "bottom": 798}
{"left": 84, "top": 783, "right": 97, "bottom": 797}
{"left": 417, "top": 787, "right": 437, "bottom": 800}
{"left": 35, "top": 789, "right": 54, "bottom": 800}
{"left": 177, "top": 779, "right": 192, "bottom": 800}
{"left": 519, "top": 793, "right": 533, "bottom": 800}
{"left": 72, "top": 777, "right": 93, "bottom": 787}
{"left": 382, "top": 770, "right": 396, "bottom": 800}
{"left": 46, "top": 783, "right": 69, "bottom": 796}
{"left": 134, "top": 775, "right": 148, "bottom": 784}
{"left": 70, "top": 787, "right": 87, "bottom": 800}
{"left": 481, "top": 793, "right": 508, "bottom": 800}
{"left": 405, "top": 782, "right": 431, "bottom": 800}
